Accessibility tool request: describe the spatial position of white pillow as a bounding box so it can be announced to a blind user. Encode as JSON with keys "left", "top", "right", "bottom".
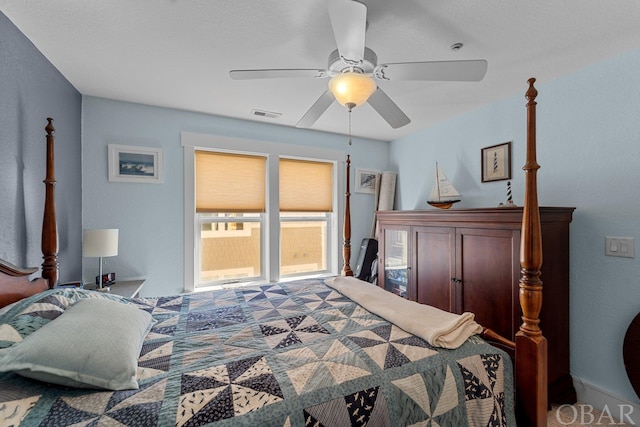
{"left": 0, "top": 298, "right": 154, "bottom": 390}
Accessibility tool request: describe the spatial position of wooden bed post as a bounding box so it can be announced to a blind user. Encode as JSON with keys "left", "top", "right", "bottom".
{"left": 515, "top": 79, "right": 548, "bottom": 426}
{"left": 41, "top": 118, "right": 58, "bottom": 288}
{"left": 342, "top": 155, "right": 353, "bottom": 276}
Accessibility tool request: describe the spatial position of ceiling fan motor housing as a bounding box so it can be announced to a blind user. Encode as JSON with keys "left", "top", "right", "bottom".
{"left": 328, "top": 47, "right": 378, "bottom": 75}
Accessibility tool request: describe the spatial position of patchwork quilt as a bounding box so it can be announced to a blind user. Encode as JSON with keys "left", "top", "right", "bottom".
{"left": 0, "top": 278, "right": 515, "bottom": 426}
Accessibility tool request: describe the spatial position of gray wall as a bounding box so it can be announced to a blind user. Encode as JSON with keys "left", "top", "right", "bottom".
{"left": 0, "top": 12, "right": 82, "bottom": 282}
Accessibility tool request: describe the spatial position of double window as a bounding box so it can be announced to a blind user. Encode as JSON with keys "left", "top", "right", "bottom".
{"left": 182, "top": 133, "right": 344, "bottom": 291}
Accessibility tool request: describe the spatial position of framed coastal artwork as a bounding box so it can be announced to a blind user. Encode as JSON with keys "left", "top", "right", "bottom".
{"left": 481, "top": 142, "right": 512, "bottom": 182}
{"left": 355, "top": 168, "right": 379, "bottom": 194}
{"left": 108, "top": 144, "right": 164, "bottom": 183}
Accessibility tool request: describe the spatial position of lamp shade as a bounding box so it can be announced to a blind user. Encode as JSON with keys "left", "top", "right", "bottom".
{"left": 328, "top": 72, "right": 377, "bottom": 108}
{"left": 83, "top": 229, "right": 119, "bottom": 257}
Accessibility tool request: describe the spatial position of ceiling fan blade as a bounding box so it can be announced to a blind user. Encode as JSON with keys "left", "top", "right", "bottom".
{"left": 375, "top": 60, "right": 488, "bottom": 82}
{"left": 230, "top": 69, "right": 329, "bottom": 80}
{"left": 327, "top": 0, "right": 367, "bottom": 64}
{"left": 296, "top": 90, "right": 335, "bottom": 128}
{"left": 367, "top": 88, "right": 411, "bottom": 129}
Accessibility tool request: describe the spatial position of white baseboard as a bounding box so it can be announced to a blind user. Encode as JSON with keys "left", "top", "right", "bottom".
{"left": 570, "top": 376, "right": 640, "bottom": 425}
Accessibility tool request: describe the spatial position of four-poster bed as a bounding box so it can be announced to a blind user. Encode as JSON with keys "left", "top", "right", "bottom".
{"left": 1, "top": 79, "right": 547, "bottom": 426}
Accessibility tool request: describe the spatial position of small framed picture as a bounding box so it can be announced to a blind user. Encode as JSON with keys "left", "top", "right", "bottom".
{"left": 108, "top": 144, "right": 164, "bottom": 183}
{"left": 355, "top": 168, "right": 379, "bottom": 194}
{"left": 481, "top": 142, "right": 512, "bottom": 182}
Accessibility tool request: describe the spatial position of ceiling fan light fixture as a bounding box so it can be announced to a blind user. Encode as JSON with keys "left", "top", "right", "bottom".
{"left": 328, "top": 72, "right": 376, "bottom": 110}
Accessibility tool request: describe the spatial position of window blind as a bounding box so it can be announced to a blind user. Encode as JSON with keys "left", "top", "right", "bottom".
{"left": 280, "top": 158, "right": 333, "bottom": 212}
{"left": 195, "top": 151, "right": 266, "bottom": 213}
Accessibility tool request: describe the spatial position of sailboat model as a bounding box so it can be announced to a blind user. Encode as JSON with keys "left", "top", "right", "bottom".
{"left": 427, "top": 163, "right": 461, "bottom": 209}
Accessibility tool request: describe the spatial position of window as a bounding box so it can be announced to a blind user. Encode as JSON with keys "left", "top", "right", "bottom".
{"left": 182, "top": 133, "right": 345, "bottom": 292}
{"left": 195, "top": 151, "right": 266, "bottom": 284}
{"left": 279, "top": 158, "right": 333, "bottom": 278}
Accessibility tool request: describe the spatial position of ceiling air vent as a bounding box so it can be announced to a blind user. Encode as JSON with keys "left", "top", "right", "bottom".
{"left": 251, "top": 109, "right": 281, "bottom": 119}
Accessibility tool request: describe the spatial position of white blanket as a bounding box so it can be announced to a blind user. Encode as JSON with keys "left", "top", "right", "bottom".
{"left": 324, "top": 276, "right": 483, "bottom": 349}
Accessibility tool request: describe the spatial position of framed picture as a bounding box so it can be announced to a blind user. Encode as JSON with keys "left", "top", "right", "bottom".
{"left": 355, "top": 168, "right": 379, "bottom": 194}
{"left": 108, "top": 144, "right": 164, "bottom": 183}
{"left": 481, "top": 142, "right": 512, "bottom": 182}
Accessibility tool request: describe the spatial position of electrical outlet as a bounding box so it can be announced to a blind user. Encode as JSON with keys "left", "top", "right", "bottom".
{"left": 605, "top": 236, "right": 635, "bottom": 258}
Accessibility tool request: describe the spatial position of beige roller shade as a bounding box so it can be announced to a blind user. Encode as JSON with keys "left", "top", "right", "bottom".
{"left": 280, "top": 158, "right": 333, "bottom": 212}
{"left": 195, "top": 151, "right": 266, "bottom": 213}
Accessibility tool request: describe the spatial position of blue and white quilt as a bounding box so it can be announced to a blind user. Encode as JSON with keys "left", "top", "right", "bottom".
{"left": 0, "top": 277, "right": 515, "bottom": 426}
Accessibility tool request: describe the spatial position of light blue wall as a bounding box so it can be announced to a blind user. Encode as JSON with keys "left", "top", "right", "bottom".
{"left": 82, "top": 97, "right": 389, "bottom": 296}
{"left": 0, "top": 11, "right": 82, "bottom": 281}
{"left": 390, "top": 48, "right": 640, "bottom": 405}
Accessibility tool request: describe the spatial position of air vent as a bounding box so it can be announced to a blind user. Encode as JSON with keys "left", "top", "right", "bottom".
{"left": 251, "top": 109, "right": 281, "bottom": 119}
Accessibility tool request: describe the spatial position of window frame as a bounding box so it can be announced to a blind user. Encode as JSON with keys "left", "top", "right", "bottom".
{"left": 182, "top": 132, "right": 345, "bottom": 292}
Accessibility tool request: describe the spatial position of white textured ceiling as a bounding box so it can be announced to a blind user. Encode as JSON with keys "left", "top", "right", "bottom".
{"left": 2, "top": 1, "right": 639, "bottom": 142}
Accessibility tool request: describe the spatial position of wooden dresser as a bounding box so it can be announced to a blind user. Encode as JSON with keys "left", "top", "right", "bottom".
{"left": 376, "top": 207, "right": 576, "bottom": 404}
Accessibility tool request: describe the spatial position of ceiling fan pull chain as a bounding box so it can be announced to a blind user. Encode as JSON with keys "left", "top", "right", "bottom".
{"left": 348, "top": 108, "right": 352, "bottom": 146}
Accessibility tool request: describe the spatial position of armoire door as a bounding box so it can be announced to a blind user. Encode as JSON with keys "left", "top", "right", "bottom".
{"left": 413, "top": 226, "right": 455, "bottom": 311}
{"left": 455, "top": 227, "right": 520, "bottom": 340}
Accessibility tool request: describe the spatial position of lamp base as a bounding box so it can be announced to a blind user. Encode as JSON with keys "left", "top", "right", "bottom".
{"left": 96, "top": 286, "right": 111, "bottom": 293}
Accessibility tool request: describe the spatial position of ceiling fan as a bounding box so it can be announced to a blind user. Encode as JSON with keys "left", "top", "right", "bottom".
{"left": 229, "top": 0, "right": 488, "bottom": 130}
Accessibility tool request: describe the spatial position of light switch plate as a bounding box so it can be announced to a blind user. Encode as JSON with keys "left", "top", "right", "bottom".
{"left": 605, "top": 236, "right": 635, "bottom": 258}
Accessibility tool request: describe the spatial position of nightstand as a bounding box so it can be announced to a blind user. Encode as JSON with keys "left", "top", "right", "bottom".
{"left": 86, "top": 279, "right": 145, "bottom": 298}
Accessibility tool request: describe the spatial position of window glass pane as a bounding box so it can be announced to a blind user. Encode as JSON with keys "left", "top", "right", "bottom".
{"left": 383, "top": 229, "right": 408, "bottom": 298}
{"left": 200, "top": 218, "right": 261, "bottom": 284}
{"left": 280, "top": 218, "right": 327, "bottom": 276}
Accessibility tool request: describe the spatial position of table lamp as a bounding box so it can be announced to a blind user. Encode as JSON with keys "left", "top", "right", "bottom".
{"left": 83, "top": 229, "right": 119, "bottom": 291}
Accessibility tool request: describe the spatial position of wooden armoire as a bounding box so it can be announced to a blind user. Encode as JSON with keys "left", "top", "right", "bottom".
{"left": 376, "top": 207, "right": 576, "bottom": 404}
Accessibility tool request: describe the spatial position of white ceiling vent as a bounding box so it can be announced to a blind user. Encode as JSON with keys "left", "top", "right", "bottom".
{"left": 251, "top": 109, "right": 281, "bottom": 119}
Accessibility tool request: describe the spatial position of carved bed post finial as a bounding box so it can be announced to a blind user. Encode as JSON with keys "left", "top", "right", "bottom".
{"left": 41, "top": 118, "right": 59, "bottom": 288}
{"left": 515, "top": 78, "right": 548, "bottom": 426}
{"left": 342, "top": 155, "right": 353, "bottom": 276}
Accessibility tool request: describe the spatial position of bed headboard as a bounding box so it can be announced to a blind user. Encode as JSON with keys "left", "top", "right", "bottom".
{"left": 0, "top": 259, "right": 49, "bottom": 308}
{"left": 0, "top": 118, "right": 57, "bottom": 308}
